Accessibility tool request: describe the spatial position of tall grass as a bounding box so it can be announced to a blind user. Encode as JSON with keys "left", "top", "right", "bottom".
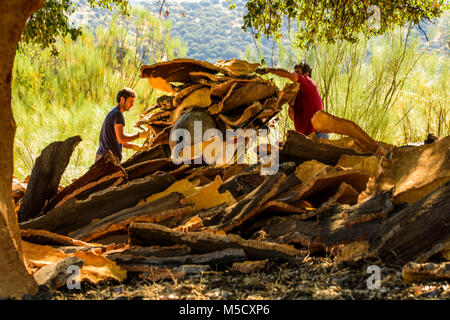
{"left": 245, "top": 18, "right": 449, "bottom": 146}
{"left": 12, "top": 9, "right": 187, "bottom": 184}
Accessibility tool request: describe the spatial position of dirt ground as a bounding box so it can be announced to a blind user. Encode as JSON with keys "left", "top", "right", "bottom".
{"left": 24, "top": 255, "right": 449, "bottom": 301}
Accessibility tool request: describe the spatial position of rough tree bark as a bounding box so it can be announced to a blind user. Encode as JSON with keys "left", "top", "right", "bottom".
{"left": 0, "top": 0, "right": 43, "bottom": 298}
{"left": 280, "top": 130, "right": 367, "bottom": 165}
{"left": 18, "top": 136, "right": 82, "bottom": 222}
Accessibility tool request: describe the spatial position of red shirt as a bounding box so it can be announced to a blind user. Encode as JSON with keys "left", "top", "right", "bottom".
{"left": 293, "top": 75, "right": 323, "bottom": 135}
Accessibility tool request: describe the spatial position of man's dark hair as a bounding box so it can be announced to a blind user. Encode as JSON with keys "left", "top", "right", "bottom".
{"left": 294, "top": 62, "right": 313, "bottom": 77}
{"left": 117, "top": 87, "right": 136, "bottom": 103}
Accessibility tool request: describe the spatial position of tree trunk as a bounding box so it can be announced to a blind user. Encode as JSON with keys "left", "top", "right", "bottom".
{"left": 0, "top": 0, "right": 43, "bottom": 298}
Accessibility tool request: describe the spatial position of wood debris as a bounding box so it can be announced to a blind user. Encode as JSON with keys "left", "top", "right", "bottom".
{"left": 231, "top": 259, "right": 269, "bottom": 274}
{"left": 33, "top": 256, "right": 84, "bottom": 289}
{"left": 402, "top": 262, "right": 450, "bottom": 284}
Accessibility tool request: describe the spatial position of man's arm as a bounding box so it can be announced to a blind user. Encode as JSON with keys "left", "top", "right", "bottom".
{"left": 114, "top": 124, "right": 140, "bottom": 144}
{"left": 257, "top": 67, "right": 298, "bottom": 82}
{"left": 114, "top": 124, "right": 142, "bottom": 150}
{"left": 114, "top": 124, "right": 150, "bottom": 151}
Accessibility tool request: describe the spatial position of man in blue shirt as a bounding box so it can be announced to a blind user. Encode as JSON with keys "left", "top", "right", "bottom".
{"left": 96, "top": 87, "right": 149, "bottom": 163}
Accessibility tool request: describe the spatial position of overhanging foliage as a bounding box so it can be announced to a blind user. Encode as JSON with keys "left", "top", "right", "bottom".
{"left": 21, "top": 0, "right": 130, "bottom": 52}
{"left": 231, "top": 0, "right": 447, "bottom": 48}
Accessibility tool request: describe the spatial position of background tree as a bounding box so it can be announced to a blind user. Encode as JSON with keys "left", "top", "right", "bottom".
{"left": 0, "top": 0, "right": 43, "bottom": 299}
{"left": 21, "top": 0, "right": 130, "bottom": 53}
{"left": 0, "top": 0, "right": 131, "bottom": 298}
{"left": 231, "top": 0, "right": 447, "bottom": 48}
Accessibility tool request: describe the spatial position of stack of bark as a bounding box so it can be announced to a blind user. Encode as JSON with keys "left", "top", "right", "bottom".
{"left": 14, "top": 59, "right": 450, "bottom": 288}
{"left": 136, "top": 58, "right": 300, "bottom": 149}
{"left": 15, "top": 130, "right": 450, "bottom": 287}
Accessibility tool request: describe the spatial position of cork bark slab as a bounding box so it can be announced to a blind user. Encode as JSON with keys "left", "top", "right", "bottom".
{"left": 69, "top": 193, "right": 192, "bottom": 242}
{"left": 311, "top": 110, "right": 388, "bottom": 155}
{"left": 280, "top": 130, "right": 367, "bottom": 166}
{"left": 219, "top": 80, "right": 278, "bottom": 113}
{"left": 20, "top": 173, "right": 176, "bottom": 235}
{"left": 40, "top": 151, "right": 126, "bottom": 215}
{"left": 362, "top": 136, "right": 450, "bottom": 205}
{"left": 218, "top": 101, "right": 262, "bottom": 127}
{"left": 129, "top": 222, "right": 302, "bottom": 261}
{"left": 215, "top": 58, "right": 261, "bottom": 77}
{"left": 18, "top": 136, "right": 82, "bottom": 222}
{"left": 369, "top": 180, "right": 450, "bottom": 265}
{"left": 140, "top": 59, "right": 221, "bottom": 83}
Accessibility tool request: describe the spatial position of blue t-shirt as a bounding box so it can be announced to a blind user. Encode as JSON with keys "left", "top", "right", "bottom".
{"left": 96, "top": 106, "right": 125, "bottom": 161}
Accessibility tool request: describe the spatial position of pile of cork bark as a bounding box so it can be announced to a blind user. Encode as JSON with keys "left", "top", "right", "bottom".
{"left": 13, "top": 59, "right": 449, "bottom": 289}
{"left": 135, "top": 58, "right": 299, "bottom": 149}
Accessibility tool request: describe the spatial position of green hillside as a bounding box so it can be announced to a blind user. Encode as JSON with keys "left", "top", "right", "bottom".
{"left": 71, "top": 0, "right": 448, "bottom": 65}
{"left": 71, "top": 0, "right": 276, "bottom": 63}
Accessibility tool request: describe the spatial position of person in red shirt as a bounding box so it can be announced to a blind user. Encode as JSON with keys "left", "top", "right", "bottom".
{"left": 257, "top": 63, "right": 328, "bottom": 138}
